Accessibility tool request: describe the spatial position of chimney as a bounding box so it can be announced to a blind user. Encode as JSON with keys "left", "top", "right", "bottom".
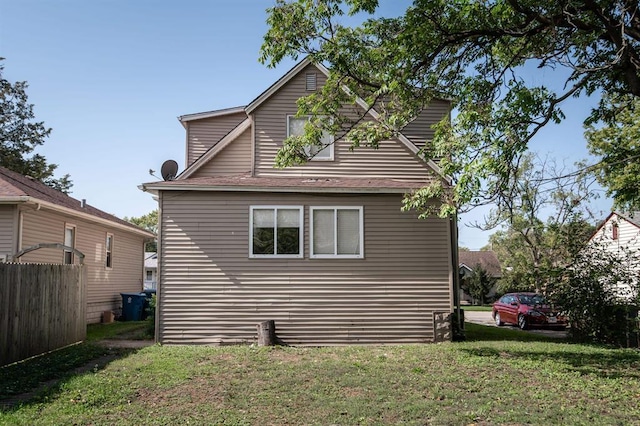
{"left": 81, "top": 199, "right": 86, "bottom": 208}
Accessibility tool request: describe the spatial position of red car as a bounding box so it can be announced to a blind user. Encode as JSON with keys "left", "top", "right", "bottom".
{"left": 492, "top": 292, "right": 567, "bottom": 330}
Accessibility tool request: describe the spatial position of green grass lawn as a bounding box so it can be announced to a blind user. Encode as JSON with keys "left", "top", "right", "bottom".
{"left": 2, "top": 323, "right": 639, "bottom": 425}
{"left": 461, "top": 305, "right": 493, "bottom": 312}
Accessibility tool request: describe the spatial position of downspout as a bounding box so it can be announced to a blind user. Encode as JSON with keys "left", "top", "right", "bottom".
{"left": 450, "top": 214, "right": 463, "bottom": 339}
{"left": 155, "top": 191, "right": 162, "bottom": 344}
{"left": 17, "top": 210, "right": 23, "bottom": 260}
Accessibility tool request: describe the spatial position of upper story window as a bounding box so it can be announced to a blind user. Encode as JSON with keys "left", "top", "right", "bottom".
{"left": 106, "top": 233, "right": 114, "bottom": 268}
{"left": 310, "top": 207, "right": 363, "bottom": 258}
{"left": 250, "top": 206, "right": 303, "bottom": 258}
{"left": 612, "top": 223, "right": 619, "bottom": 240}
{"left": 287, "top": 115, "right": 334, "bottom": 161}
{"left": 63, "top": 224, "right": 76, "bottom": 264}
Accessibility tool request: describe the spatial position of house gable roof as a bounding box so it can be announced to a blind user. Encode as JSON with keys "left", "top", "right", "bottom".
{"left": 589, "top": 211, "right": 640, "bottom": 242}
{"left": 243, "top": 57, "right": 446, "bottom": 181}
{"left": 618, "top": 211, "right": 640, "bottom": 228}
{"left": 0, "top": 167, "right": 154, "bottom": 238}
{"left": 458, "top": 250, "right": 502, "bottom": 277}
{"left": 178, "top": 117, "right": 252, "bottom": 179}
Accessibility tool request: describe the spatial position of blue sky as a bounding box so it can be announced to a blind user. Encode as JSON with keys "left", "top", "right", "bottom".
{"left": 1, "top": 0, "right": 612, "bottom": 249}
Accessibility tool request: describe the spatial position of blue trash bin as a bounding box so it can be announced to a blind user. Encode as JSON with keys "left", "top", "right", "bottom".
{"left": 120, "top": 292, "right": 146, "bottom": 321}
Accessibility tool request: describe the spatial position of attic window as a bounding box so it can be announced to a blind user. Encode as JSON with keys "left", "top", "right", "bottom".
{"left": 306, "top": 73, "right": 317, "bottom": 91}
{"left": 287, "top": 116, "right": 334, "bottom": 161}
{"left": 612, "top": 223, "right": 619, "bottom": 240}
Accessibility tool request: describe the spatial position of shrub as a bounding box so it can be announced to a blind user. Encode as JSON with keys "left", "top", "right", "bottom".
{"left": 549, "top": 240, "right": 640, "bottom": 346}
{"left": 146, "top": 294, "right": 156, "bottom": 338}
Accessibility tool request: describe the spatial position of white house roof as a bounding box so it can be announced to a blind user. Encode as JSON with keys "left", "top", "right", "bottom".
{"left": 144, "top": 252, "right": 157, "bottom": 269}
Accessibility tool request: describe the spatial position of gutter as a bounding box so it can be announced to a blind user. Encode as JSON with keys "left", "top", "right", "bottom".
{"left": 8, "top": 196, "right": 154, "bottom": 239}
{"left": 140, "top": 183, "right": 422, "bottom": 195}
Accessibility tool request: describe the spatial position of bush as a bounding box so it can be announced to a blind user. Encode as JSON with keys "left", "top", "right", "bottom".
{"left": 146, "top": 294, "right": 156, "bottom": 338}
{"left": 548, "top": 240, "right": 640, "bottom": 347}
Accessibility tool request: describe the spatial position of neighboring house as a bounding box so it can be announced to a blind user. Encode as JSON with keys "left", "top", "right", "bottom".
{"left": 144, "top": 252, "right": 157, "bottom": 290}
{"left": 458, "top": 250, "right": 502, "bottom": 304}
{"left": 0, "top": 167, "right": 154, "bottom": 323}
{"left": 141, "top": 58, "right": 456, "bottom": 345}
{"left": 588, "top": 211, "right": 640, "bottom": 297}
{"left": 590, "top": 211, "right": 640, "bottom": 252}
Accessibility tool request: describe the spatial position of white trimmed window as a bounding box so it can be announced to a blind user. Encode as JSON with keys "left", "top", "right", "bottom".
{"left": 250, "top": 206, "right": 303, "bottom": 258}
{"left": 106, "top": 233, "right": 114, "bottom": 268}
{"left": 311, "top": 207, "right": 363, "bottom": 258}
{"left": 63, "top": 224, "right": 76, "bottom": 264}
{"left": 287, "top": 115, "right": 334, "bottom": 161}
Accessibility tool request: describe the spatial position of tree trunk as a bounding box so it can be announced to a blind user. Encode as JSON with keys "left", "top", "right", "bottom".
{"left": 256, "top": 320, "right": 277, "bottom": 346}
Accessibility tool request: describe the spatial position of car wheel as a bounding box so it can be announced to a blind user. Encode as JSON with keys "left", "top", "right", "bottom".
{"left": 494, "top": 312, "right": 504, "bottom": 326}
{"left": 518, "top": 314, "right": 529, "bottom": 330}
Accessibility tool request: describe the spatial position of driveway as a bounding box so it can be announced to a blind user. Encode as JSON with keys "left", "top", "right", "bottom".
{"left": 464, "top": 310, "right": 568, "bottom": 339}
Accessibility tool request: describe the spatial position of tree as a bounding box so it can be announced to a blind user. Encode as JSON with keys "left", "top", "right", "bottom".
{"left": 463, "top": 264, "right": 496, "bottom": 305}
{"left": 125, "top": 209, "right": 158, "bottom": 252}
{"left": 485, "top": 155, "right": 596, "bottom": 294}
{"left": 0, "top": 59, "right": 72, "bottom": 193}
{"left": 585, "top": 94, "right": 640, "bottom": 211}
{"left": 260, "top": 0, "right": 640, "bottom": 215}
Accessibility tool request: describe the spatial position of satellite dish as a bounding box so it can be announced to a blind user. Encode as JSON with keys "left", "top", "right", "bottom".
{"left": 160, "top": 160, "right": 179, "bottom": 181}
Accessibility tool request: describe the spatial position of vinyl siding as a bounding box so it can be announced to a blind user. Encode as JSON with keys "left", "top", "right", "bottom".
{"left": 0, "top": 205, "right": 16, "bottom": 259}
{"left": 252, "top": 63, "right": 442, "bottom": 181}
{"left": 19, "top": 207, "right": 146, "bottom": 323}
{"left": 190, "top": 127, "right": 252, "bottom": 178}
{"left": 592, "top": 215, "right": 640, "bottom": 253}
{"left": 402, "top": 99, "right": 450, "bottom": 150}
{"left": 186, "top": 112, "right": 247, "bottom": 167}
{"left": 158, "top": 190, "right": 452, "bottom": 345}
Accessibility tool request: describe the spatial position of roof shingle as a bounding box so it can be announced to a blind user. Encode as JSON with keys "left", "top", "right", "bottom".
{"left": 0, "top": 167, "right": 151, "bottom": 234}
{"left": 459, "top": 250, "right": 502, "bottom": 277}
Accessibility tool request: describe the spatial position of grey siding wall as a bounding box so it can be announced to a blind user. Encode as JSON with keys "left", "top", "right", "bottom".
{"left": 402, "top": 99, "right": 450, "bottom": 149}
{"left": 190, "top": 127, "right": 252, "bottom": 178}
{"left": 159, "top": 190, "right": 452, "bottom": 345}
{"left": 0, "top": 205, "right": 16, "bottom": 260}
{"left": 186, "top": 112, "right": 247, "bottom": 167}
{"left": 252, "top": 63, "right": 442, "bottom": 181}
{"left": 19, "top": 208, "right": 146, "bottom": 323}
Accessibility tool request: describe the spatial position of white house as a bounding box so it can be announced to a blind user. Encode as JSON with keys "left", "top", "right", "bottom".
{"left": 590, "top": 211, "right": 640, "bottom": 253}
{"left": 589, "top": 211, "right": 640, "bottom": 299}
{"left": 144, "top": 252, "right": 157, "bottom": 290}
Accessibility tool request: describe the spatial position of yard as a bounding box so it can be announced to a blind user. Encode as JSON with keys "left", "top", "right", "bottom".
{"left": 1, "top": 323, "right": 639, "bottom": 425}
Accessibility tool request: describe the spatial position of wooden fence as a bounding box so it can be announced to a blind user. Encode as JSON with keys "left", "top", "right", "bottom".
{"left": 0, "top": 263, "right": 86, "bottom": 367}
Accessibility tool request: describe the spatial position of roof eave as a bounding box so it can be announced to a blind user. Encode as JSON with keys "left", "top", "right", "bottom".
{"left": 178, "top": 106, "right": 246, "bottom": 124}
{"left": 0, "top": 196, "right": 30, "bottom": 203}
{"left": 141, "top": 184, "right": 416, "bottom": 194}
{"left": 18, "top": 196, "right": 155, "bottom": 238}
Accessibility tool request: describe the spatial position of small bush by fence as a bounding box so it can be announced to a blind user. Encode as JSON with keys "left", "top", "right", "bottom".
{"left": 0, "top": 263, "right": 86, "bottom": 366}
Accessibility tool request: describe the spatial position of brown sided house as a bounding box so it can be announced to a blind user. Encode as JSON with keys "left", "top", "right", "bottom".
{"left": 0, "top": 167, "right": 154, "bottom": 323}
{"left": 458, "top": 250, "right": 502, "bottom": 304}
{"left": 142, "top": 58, "right": 457, "bottom": 345}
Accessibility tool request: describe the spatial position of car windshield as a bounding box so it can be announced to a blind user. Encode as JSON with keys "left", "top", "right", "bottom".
{"left": 518, "top": 294, "right": 547, "bottom": 306}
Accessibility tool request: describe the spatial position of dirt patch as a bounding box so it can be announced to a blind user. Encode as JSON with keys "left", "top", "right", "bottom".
{"left": 1, "top": 338, "right": 152, "bottom": 409}
{"left": 97, "top": 339, "right": 154, "bottom": 349}
{"left": 0, "top": 352, "right": 120, "bottom": 409}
